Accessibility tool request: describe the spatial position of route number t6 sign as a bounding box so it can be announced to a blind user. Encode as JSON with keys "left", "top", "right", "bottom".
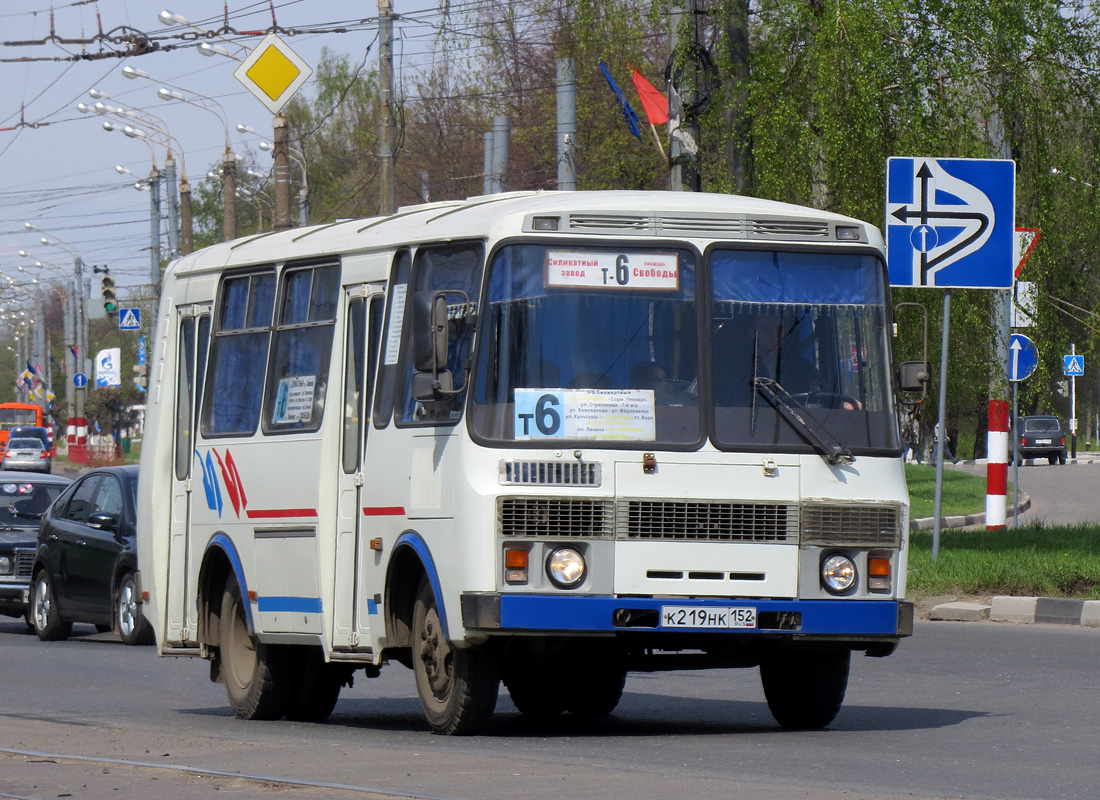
{"left": 886, "top": 157, "right": 1016, "bottom": 289}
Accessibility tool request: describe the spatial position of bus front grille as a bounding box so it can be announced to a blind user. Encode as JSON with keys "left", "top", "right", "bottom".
{"left": 499, "top": 460, "right": 602, "bottom": 487}
{"left": 618, "top": 500, "right": 799, "bottom": 543}
{"left": 498, "top": 498, "right": 614, "bottom": 538}
{"left": 800, "top": 504, "right": 902, "bottom": 547}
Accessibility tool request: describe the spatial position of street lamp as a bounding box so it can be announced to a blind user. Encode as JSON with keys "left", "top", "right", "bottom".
{"left": 125, "top": 65, "right": 239, "bottom": 240}
{"left": 24, "top": 223, "right": 86, "bottom": 446}
{"left": 86, "top": 97, "right": 193, "bottom": 260}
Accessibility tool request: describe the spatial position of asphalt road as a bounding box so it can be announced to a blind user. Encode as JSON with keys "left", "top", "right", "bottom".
{"left": 1, "top": 617, "right": 1098, "bottom": 800}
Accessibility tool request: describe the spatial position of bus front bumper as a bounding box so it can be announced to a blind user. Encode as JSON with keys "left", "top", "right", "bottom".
{"left": 461, "top": 593, "right": 914, "bottom": 638}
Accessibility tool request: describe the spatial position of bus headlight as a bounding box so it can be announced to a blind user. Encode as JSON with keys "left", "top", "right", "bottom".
{"left": 546, "top": 547, "right": 586, "bottom": 589}
{"left": 821, "top": 553, "right": 857, "bottom": 594}
{"left": 0, "top": 555, "right": 11, "bottom": 575}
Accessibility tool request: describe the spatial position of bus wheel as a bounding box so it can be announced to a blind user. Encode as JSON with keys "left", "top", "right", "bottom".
{"left": 221, "top": 578, "right": 297, "bottom": 720}
{"left": 286, "top": 649, "right": 346, "bottom": 722}
{"left": 503, "top": 658, "right": 567, "bottom": 718}
{"left": 565, "top": 660, "right": 627, "bottom": 717}
{"left": 760, "top": 648, "right": 850, "bottom": 729}
{"left": 412, "top": 578, "right": 500, "bottom": 735}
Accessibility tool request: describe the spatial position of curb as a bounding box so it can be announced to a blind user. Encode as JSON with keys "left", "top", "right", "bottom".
{"left": 909, "top": 492, "right": 1031, "bottom": 531}
{"left": 930, "top": 597, "right": 1100, "bottom": 627}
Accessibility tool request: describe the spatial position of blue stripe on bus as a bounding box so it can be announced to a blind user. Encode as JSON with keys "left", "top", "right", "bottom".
{"left": 205, "top": 534, "right": 252, "bottom": 632}
{"left": 255, "top": 596, "right": 324, "bottom": 614}
{"left": 497, "top": 595, "right": 904, "bottom": 636}
{"left": 393, "top": 531, "right": 448, "bottom": 638}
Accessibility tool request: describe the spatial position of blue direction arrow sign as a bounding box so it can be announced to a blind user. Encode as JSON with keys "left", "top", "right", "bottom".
{"left": 73, "top": 372, "right": 88, "bottom": 389}
{"left": 886, "top": 157, "right": 1016, "bottom": 288}
{"left": 1063, "top": 354, "right": 1084, "bottom": 376}
{"left": 1009, "top": 334, "right": 1038, "bottom": 382}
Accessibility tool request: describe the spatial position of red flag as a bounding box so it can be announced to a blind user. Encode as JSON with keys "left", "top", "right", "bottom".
{"left": 631, "top": 68, "right": 669, "bottom": 125}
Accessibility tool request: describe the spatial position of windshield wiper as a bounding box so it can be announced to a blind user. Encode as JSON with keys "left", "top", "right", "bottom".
{"left": 753, "top": 377, "right": 854, "bottom": 466}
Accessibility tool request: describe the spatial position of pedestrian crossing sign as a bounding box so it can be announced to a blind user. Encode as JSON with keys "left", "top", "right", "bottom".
{"left": 1063, "top": 355, "right": 1084, "bottom": 376}
{"left": 119, "top": 307, "right": 141, "bottom": 331}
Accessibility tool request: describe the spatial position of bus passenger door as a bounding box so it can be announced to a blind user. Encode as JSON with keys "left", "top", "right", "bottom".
{"left": 333, "top": 285, "right": 384, "bottom": 650}
{"left": 165, "top": 307, "right": 210, "bottom": 645}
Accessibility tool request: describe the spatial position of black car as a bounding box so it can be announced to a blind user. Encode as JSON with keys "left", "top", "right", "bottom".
{"left": 0, "top": 473, "right": 73, "bottom": 626}
{"left": 1017, "top": 415, "right": 1068, "bottom": 465}
{"left": 29, "top": 465, "right": 154, "bottom": 645}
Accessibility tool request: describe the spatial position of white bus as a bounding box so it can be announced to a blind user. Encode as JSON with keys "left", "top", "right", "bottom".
{"left": 137, "top": 190, "right": 915, "bottom": 735}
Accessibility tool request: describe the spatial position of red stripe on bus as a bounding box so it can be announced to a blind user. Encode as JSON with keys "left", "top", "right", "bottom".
{"left": 245, "top": 508, "right": 319, "bottom": 519}
{"left": 363, "top": 506, "right": 406, "bottom": 516}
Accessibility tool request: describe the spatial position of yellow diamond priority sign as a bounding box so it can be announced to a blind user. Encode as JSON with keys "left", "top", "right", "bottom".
{"left": 234, "top": 33, "right": 313, "bottom": 114}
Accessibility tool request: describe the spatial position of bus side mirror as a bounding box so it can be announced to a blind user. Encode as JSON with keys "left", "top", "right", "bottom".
{"left": 411, "top": 291, "right": 450, "bottom": 372}
{"left": 898, "top": 361, "right": 930, "bottom": 395}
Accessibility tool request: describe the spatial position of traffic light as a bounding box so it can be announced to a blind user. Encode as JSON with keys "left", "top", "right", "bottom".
{"left": 101, "top": 273, "right": 117, "bottom": 315}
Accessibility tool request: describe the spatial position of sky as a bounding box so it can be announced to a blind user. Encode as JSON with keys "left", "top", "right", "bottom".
{"left": 0, "top": 0, "right": 449, "bottom": 300}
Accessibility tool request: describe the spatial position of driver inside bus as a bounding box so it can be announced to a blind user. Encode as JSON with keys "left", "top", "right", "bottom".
{"left": 715, "top": 311, "right": 826, "bottom": 407}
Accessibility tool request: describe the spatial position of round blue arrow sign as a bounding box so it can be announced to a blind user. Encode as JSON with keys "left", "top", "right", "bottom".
{"left": 73, "top": 372, "right": 88, "bottom": 389}
{"left": 1009, "top": 333, "right": 1038, "bottom": 382}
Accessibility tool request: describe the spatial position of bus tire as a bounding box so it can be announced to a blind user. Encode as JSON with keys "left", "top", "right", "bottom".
{"left": 503, "top": 659, "right": 567, "bottom": 718}
{"left": 412, "top": 578, "right": 500, "bottom": 735}
{"left": 31, "top": 570, "right": 72, "bottom": 642}
{"left": 117, "top": 571, "right": 155, "bottom": 646}
{"left": 760, "top": 648, "right": 850, "bottom": 729}
{"left": 286, "top": 649, "right": 345, "bottom": 722}
{"left": 221, "top": 578, "right": 297, "bottom": 721}
{"left": 565, "top": 660, "right": 627, "bottom": 717}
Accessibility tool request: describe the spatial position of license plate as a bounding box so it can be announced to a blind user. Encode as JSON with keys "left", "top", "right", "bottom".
{"left": 660, "top": 605, "right": 757, "bottom": 629}
{"left": 1036, "top": 438, "right": 1052, "bottom": 445}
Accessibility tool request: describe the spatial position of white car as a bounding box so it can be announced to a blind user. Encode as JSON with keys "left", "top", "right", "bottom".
{"left": 2, "top": 438, "right": 52, "bottom": 474}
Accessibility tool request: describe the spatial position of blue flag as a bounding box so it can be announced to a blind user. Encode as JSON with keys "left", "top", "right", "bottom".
{"left": 599, "top": 61, "right": 642, "bottom": 141}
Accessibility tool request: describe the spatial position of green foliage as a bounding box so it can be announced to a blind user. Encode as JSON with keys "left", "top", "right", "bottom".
{"left": 177, "top": 0, "right": 1100, "bottom": 440}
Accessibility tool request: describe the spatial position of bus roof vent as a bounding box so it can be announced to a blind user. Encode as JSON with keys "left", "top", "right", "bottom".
{"left": 567, "top": 213, "right": 653, "bottom": 232}
{"left": 748, "top": 219, "right": 830, "bottom": 239}
{"left": 499, "top": 460, "right": 602, "bottom": 487}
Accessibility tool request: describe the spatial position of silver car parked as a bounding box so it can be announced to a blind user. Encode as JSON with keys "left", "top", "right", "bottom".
{"left": 2, "top": 438, "right": 52, "bottom": 474}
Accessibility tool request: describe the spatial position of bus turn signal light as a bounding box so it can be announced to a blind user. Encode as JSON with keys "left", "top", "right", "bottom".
{"left": 868, "top": 554, "right": 892, "bottom": 592}
{"left": 504, "top": 548, "right": 529, "bottom": 585}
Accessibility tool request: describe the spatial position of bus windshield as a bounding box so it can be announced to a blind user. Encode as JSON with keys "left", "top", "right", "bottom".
{"left": 470, "top": 243, "right": 701, "bottom": 447}
{"left": 470, "top": 243, "right": 897, "bottom": 454}
{"left": 710, "top": 248, "right": 897, "bottom": 454}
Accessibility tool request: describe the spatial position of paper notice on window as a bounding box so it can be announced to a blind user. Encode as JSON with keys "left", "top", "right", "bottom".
{"left": 384, "top": 284, "right": 408, "bottom": 365}
{"left": 274, "top": 375, "right": 317, "bottom": 424}
{"left": 545, "top": 250, "right": 679, "bottom": 290}
{"left": 514, "top": 389, "right": 656, "bottom": 440}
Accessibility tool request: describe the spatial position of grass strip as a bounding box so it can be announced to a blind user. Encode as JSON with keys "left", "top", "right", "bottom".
{"left": 905, "top": 464, "right": 991, "bottom": 519}
{"left": 908, "top": 524, "right": 1100, "bottom": 599}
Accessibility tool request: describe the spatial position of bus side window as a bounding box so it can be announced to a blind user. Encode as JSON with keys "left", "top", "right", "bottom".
{"left": 263, "top": 262, "right": 341, "bottom": 434}
{"left": 396, "top": 243, "right": 484, "bottom": 427}
{"left": 373, "top": 251, "right": 412, "bottom": 430}
{"left": 201, "top": 271, "right": 276, "bottom": 437}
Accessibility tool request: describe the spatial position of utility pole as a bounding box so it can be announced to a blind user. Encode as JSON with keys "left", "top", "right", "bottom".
{"left": 492, "top": 116, "right": 510, "bottom": 193}
{"left": 668, "top": 0, "right": 701, "bottom": 192}
{"left": 483, "top": 132, "right": 494, "bottom": 194}
{"left": 379, "top": 0, "right": 395, "bottom": 215}
{"left": 273, "top": 114, "right": 292, "bottom": 230}
{"left": 222, "top": 145, "right": 238, "bottom": 240}
{"left": 556, "top": 58, "right": 576, "bottom": 190}
{"left": 164, "top": 153, "right": 180, "bottom": 258}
